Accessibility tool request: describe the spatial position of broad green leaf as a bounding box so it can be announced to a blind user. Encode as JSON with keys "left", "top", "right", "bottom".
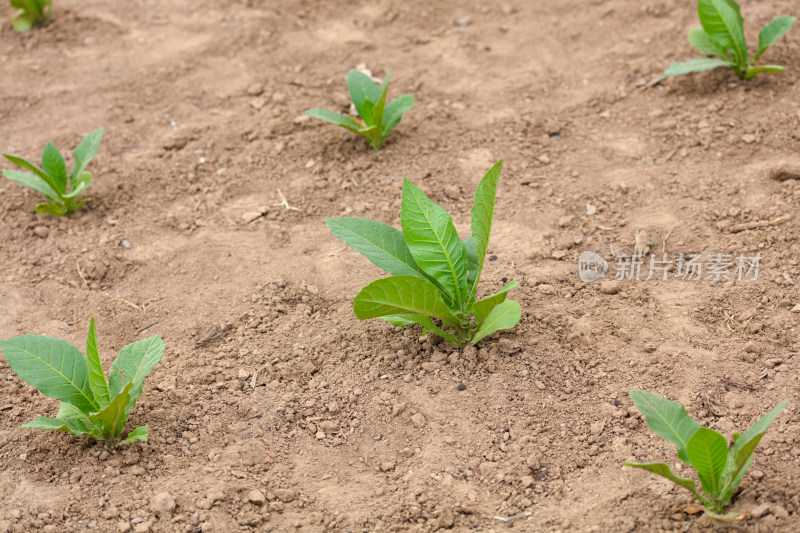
{"left": 629, "top": 390, "right": 700, "bottom": 463}
{"left": 687, "top": 427, "right": 728, "bottom": 497}
{"left": 11, "top": 15, "right": 34, "bottom": 32}
{"left": 744, "top": 65, "right": 787, "bottom": 79}
{"left": 3, "top": 154, "right": 59, "bottom": 193}
{"left": 470, "top": 299, "right": 520, "bottom": 344}
{"left": 382, "top": 95, "right": 414, "bottom": 137}
{"left": 467, "top": 161, "right": 503, "bottom": 301}
{"left": 305, "top": 108, "right": 363, "bottom": 134}
{"left": 2, "top": 169, "right": 61, "bottom": 203}
{"left": 62, "top": 172, "right": 92, "bottom": 199}
{"left": 756, "top": 16, "right": 795, "bottom": 60}
{"left": 347, "top": 69, "right": 380, "bottom": 118}
{"left": 35, "top": 202, "right": 67, "bottom": 216}
{"left": 70, "top": 129, "right": 104, "bottom": 181}
{"left": 624, "top": 462, "right": 706, "bottom": 504}
{"left": 120, "top": 426, "right": 148, "bottom": 444}
{"left": 473, "top": 281, "right": 519, "bottom": 326}
{"left": 664, "top": 57, "right": 732, "bottom": 77}
{"left": 23, "top": 415, "right": 99, "bottom": 437}
{"left": 688, "top": 28, "right": 732, "bottom": 59}
{"left": 698, "top": 0, "right": 747, "bottom": 65}
{"left": 380, "top": 314, "right": 424, "bottom": 326}
{"left": 721, "top": 401, "right": 786, "bottom": 500}
{"left": 90, "top": 382, "right": 134, "bottom": 439}
{"left": 401, "top": 179, "right": 468, "bottom": 308}
{"left": 353, "top": 276, "right": 460, "bottom": 327}
{"left": 41, "top": 142, "right": 67, "bottom": 194}
{"left": 0, "top": 335, "right": 98, "bottom": 413}
{"left": 108, "top": 335, "right": 164, "bottom": 403}
{"left": 56, "top": 402, "right": 103, "bottom": 437}
{"left": 85, "top": 318, "right": 111, "bottom": 408}
{"left": 325, "top": 218, "right": 429, "bottom": 279}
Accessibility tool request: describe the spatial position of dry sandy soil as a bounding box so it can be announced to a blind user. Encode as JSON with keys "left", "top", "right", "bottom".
{"left": 1, "top": 0, "right": 800, "bottom": 531}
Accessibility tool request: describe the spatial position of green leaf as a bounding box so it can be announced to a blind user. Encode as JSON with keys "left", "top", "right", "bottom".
{"left": 697, "top": 0, "right": 747, "bottom": 66}
{"left": 370, "top": 70, "right": 391, "bottom": 142}
{"left": 470, "top": 299, "right": 520, "bottom": 344}
{"left": 85, "top": 318, "right": 111, "bottom": 408}
{"left": 70, "top": 129, "right": 104, "bottom": 181}
{"left": 305, "top": 109, "right": 363, "bottom": 134}
{"left": 62, "top": 172, "right": 92, "bottom": 199}
{"left": 473, "top": 281, "right": 519, "bottom": 326}
{"left": 120, "top": 426, "right": 148, "bottom": 445}
{"left": 624, "top": 462, "right": 707, "bottom": 504}
{"left": 56, "top": 402, "right": 103, "bottom": 437}
{"left": 325, "top": 217, "right": 428, "bottom": 279}
{"left": 756, "top": 15, "right": 795, "bottom": 60}
{"left": 353, "top": 276, "right": 460, "bottom": 327}
{"left": 35, "top": 202, "right": 67, "bottom": 216}
{"left": 629, "top": 390, "right": 701, "bottom": 464}
{"left": 347, "top": 69, "right": 380, "bottom": 119}
{"left": 379, "top": 313, "right": 460, "bottom": 346}
{"left": 744, "top": 65, "right": 787, "bottom": 79}
{"left": 688, "top": 28, "right": 732, "bottom": 59}
{"left": 41, "top": 142, "right": 67, "bottom": 194}
{"left": 664, "top": 57, "right": 732, "bottom": 77}
{"left": 89, "top": 382, "right": 134, "bottom": 440}
{"left": 382, "top": 94, "right": 414, "bottom": 137}
{"left": 467, "top": 161, "right": 503, "bottom": 301}
{"left": 108, "top": 335, "right": 165, "bottom": 405}
{"left": 23, "top": 415, "right": 99, "bottom": 437}
{"left": 0, "top": 335, "right": 98, "bottom": 413}
{"left": 2, "top": 169, "right": 61, "bottom": 204}
{"left": 687, "top": 427, "right": 728, "bottom": 497}
{"left": 3, "top": 153, "right": 60, "bottom": 193}
{"left": 401, "top": 179, "right": 469, "bottom": 308}
{"left": 720, "top": 401, "right": 786, "bottom": 501}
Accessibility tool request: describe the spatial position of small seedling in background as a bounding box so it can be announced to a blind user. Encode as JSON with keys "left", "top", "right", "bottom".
{"left": 326, "top": 161, "right": 520, "bottom": 346}
{"left": 306, "top": 69, "right": 413, "bottom": 151}
{"left": 9, "top": 0, "right": 51, "bottom": 32}
{"left": 665, "top": 0, "right": 795, "bottom": 79}
{"left": 2, "top": 128, "right": 103, "bottom": 215}
{"left": 625, "top": 390, "right": 786, "bottom": 517}
{"left": 0, "top": 318, "right": 164, "bottom": 444}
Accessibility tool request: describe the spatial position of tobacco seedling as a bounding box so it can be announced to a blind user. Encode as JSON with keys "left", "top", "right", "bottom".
{"left": 2, "top": 128, "right": 103, "bottom": 215}
{"left": 665, "top": 0, "right": 795, "bottom": 79}
{"left": 0, "top": 318, "right": 164, "bottom": 444}
{"left": 9, "top": 0, "right": 51, "bottom": 32}
{"left": 625, "top": 390, "right": 787, "bottom": 517}
{"left": 326, "top": 161, "right": 520, "bottom": 346}
{"left": 306, "top": 69, "right": 413, "bottom": 151}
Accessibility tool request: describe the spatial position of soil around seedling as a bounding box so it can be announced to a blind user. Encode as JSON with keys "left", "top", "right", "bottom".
{"left": 1, "top": 0, "right": 799, "bottom": 532}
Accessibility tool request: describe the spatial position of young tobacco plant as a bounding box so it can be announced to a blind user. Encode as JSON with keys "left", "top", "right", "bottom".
{"left": 9, "top": 0, "right": 51, "bottom": 32}
{"left": 625, "top": 390, "right": 787, "bottom": 517}
{"left": 2, "top": 128, "right": 103, "bottom": 215}
{"left": 0, "top": 318, "right": 164, "bottom": 445}
{"left": 326, "top": 161, "right": 521, "bottom": 346}
{"left": 665, "top": 0, "right": 795, "bottom": 79}
{"left": 306, "top": 69, "right": 413, "bottom": 151}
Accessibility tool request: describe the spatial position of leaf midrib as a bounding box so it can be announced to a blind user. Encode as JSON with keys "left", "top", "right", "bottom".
{"left": 707, "top": 1, "right": 746, "bottom": 65}
{"left": 409, "top": 194, "right": 463, "bottom": 309}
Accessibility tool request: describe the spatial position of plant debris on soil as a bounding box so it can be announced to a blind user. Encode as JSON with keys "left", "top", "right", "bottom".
{"left": 1, "top": 0, "right": 799, "bottom": 532}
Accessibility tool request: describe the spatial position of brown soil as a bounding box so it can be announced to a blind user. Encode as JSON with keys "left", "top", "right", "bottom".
{"left": 1, "top": 0, "right": 800, "bottom": 531}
